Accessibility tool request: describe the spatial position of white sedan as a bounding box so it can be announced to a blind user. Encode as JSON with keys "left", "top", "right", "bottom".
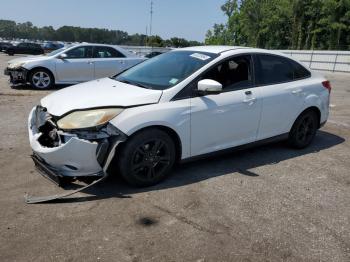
{"left": 5, "top": 43, "right": 145, "bottom": 89}
{"left": 28, "top": 46, "right": 330, "bottom": 187}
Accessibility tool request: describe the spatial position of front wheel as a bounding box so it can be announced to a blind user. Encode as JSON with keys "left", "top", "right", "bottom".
{"left": 29, "top": 69, "right": 54, "bottom": 89}
{"left": 117, "top": 129, "right": 176, "bottom": 187}
{"left": 288, "top": 110, "right": 318, "bottom": 149}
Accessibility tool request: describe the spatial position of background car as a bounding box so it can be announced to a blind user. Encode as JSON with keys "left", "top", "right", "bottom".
{"left": 4, "top": 43, "right": 146, "bottom": 89}
{"left": 42, "top": 42, "right": 65, "bottom": 52}
{"left": 0, "top": 42, "right": 13, "bottom": 52}
{"left": 144, "top": 51, "right": 164, "bottom": 58}
{"left": 5, "top": 42, "right": 44, "bottom": 56}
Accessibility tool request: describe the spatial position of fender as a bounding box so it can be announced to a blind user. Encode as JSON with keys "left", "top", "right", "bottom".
{"left": 23, "top": 61, "right": 56, "bottom": 82}
{"left": 109, "top": 101, "right": 191, "bottom": 159}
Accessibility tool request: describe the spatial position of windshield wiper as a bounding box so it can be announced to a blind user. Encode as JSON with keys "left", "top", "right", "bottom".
{"left": 116, "top": 79, "right": 151, "bottom": 89}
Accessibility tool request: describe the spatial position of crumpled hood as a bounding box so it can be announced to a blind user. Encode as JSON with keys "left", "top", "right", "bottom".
{"left": 41, "top": 78, "right": 163, "bottom": 116}
{"left": 8, "top": 55, "right": 48, "bottom": 65}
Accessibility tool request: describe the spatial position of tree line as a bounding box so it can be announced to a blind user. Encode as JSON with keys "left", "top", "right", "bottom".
{"left": 206, "top": 0, "right": 350, "bottom": 50}
{"left": 0, "top": 19, "right": 201, "bottom": 47}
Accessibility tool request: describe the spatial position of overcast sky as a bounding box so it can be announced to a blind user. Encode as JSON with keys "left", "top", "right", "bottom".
{"left": 0, "top": 0, "right": 227, "bottom": 41}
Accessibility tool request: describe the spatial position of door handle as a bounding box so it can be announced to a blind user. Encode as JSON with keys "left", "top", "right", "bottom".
{"left": 245, "top": 90, "right": 252, "bottom": 95}
{"left": 292, "top": 89, "right": 302, "bottom": 94}
{"left": 243, "top": 97, "right": 257, "bottom": 104}
{"left": 87, "top": 61, "right": 94, "bottom": 64}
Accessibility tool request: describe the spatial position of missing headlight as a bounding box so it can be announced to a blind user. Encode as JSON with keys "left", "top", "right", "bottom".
{"left": 37, "top": 121, "right": 60, "bottom": 147}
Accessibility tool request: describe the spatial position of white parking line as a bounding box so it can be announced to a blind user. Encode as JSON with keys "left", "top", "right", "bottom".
{"left": 328, "top": 120, "right": 350, "bottom": 128}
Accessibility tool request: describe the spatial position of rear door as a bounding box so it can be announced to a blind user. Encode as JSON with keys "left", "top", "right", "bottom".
{"left": 254, "top": 54, "right": 310, "bottom": 140}
{"left": 92, "top": 46, "right": 127, "bottom": 78}
{"left": 55, "top": 46, "right": 94, "bottom": 83}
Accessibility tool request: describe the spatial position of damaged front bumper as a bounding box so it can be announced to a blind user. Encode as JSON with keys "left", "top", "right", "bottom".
{"left": 28, "top": 106, "right": 126, "bottom": 183}
{"left": 4, "top": 67, "right": 28, "bottom": 85}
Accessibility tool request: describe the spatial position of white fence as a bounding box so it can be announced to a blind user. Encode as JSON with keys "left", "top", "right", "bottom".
{"left": 121, "top": 46, "right": 350, "bottom": 73}
{"left": 120, "top": 45, "right": 172, "bottom": 56}
{"left": 280, "top": 50, "right": 350, "bottom": 73}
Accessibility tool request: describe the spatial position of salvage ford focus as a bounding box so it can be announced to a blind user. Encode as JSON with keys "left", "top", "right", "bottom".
{"left": 28, "top": 46, "right": 331, "bottom": 188}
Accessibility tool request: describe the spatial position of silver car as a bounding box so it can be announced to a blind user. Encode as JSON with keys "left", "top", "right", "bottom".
{"left": 4, "top": 43, "right": 145, "bottom": 89}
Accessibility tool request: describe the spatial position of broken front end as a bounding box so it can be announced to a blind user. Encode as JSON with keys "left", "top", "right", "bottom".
{"left": 4, "top": 67, "right": 28, "bottom": 85}
{"left": 28, "top": 105, "right": 126, "bottom": 186}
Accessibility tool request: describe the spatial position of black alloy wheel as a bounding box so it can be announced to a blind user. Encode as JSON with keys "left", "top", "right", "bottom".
{"left": 289, "top": 110, "right": 318, "bottom": 149}
{"left": 117, "top": 129, "right": 176, "bottom": 187}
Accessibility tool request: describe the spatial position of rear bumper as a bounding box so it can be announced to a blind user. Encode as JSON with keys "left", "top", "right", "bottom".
{"left": 4, "top": 67, "right": 28, "bottom": 85}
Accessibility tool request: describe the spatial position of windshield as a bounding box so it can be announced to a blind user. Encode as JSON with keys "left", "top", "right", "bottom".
{"left": 115, "top": 51, "right": 218, "bottom": 90}
{"left": 45, "top": 45, "right": 71, "bottom": 56}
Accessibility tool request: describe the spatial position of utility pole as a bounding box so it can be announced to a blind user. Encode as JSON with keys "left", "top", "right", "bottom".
{"left": 150, "top": 0, "right": 153, "bottom": 37}
{"left": 149, "top": 0, "right": 153, "bottom": 48}
{"left": 145, "top": 26, "right": 148, "bottom": 46}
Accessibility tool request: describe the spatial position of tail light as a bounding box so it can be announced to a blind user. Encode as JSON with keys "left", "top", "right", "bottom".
{"left": 322, "top": 80, "right": 332, "bottom": 93}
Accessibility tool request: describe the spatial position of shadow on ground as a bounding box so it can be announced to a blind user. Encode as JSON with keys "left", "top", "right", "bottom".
{"left": 10, "top": 83, "right": 71, "bottom": 91}
{"left": 45, "top": 130, "right": 345, "bottom": 203}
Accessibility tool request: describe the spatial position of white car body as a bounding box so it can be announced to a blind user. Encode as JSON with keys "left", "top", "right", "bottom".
{"left": 28, "top": 46, "right": 330, "bottom": 183}
{"left": 6, "top": 43, "right": 145, "bottom": 86}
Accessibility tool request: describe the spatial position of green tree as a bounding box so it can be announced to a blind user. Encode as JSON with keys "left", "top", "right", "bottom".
{"left": 0, "top": 19, "right": 202, "bottom": 47}
{"left": 206, "top": 0, "right": 350, "bottom": 50}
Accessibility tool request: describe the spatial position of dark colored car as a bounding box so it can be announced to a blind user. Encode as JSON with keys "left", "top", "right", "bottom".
{"left": 5, "top": 42, "right": 44, "bottom": 56}
{"left": 0, "top": 42, "right": 13, "bottom": 52}
{"left": 42, "top": 42, "right": 64, "bottom": 52}
{"left": 145, "top": 51, "right": 163, "bottom": 58}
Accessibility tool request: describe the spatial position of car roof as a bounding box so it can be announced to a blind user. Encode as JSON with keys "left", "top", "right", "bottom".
{"left": 68, "top": 43, "right": 136, "bottom": 57}
{"left": 177, "top": 46, "right": 302, "bottom": 61}
{"left": 74, "top": 43, "right": 119, "bottom": 47}
{"left": 179, "top": 45, "right": 251, "bottom": 54}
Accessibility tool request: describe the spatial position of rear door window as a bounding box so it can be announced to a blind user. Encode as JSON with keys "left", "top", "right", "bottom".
{"left": 290, "top": 60, "right": 311, "bottom": 80}
{"left": 255, "top": 54, "right": 296, "bottom": 85}
{"left": 93, "top": 46, "right": 125, "bottom": 58}
{"left": 17, "top": 43, "right": 27, "bottom": 48}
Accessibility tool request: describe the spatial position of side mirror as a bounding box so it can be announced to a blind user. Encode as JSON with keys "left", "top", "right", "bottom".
{"left": 197, "top": 79, "right": 222, "bottom": 96}
{"left": 58, "top": 53, "right": 67, "bottom": 59}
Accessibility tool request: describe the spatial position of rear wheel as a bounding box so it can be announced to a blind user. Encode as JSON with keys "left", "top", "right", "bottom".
{"left": 117, "top": 129, "right": 176, "bottom": 187}
{"left": 288, "top": 110, "right": 318, "bottom": 149}
{"left": 29, "top": 69, "right": 54, "bottom": 89}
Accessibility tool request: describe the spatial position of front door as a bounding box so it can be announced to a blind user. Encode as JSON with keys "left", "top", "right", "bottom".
{"left": 16, "top": 43, "right": 28, "bottom": 54}
{"left": 55, "top": 46, "right": 94, "bottom": 83}
{"left": 190, "top": 55, "right": 262, "bottom": 156}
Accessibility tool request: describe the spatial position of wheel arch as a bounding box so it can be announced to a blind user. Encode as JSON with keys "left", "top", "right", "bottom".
{"left": 121, "top": 125, "right": 183, "bottom": 163}
{"left": 293, "top": 106, "right": 321, "bottom": 130}
{"left": 27, "top": 66, "right": 55, "bottom": 83}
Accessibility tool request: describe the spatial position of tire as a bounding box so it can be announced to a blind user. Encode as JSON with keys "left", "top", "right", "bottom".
{"left": 29, "top": 68, "right": 54, "bottom": 89}
{"left": 7, "top": 50, "right": 14, "bottom": 56}
{"left": 288, "top": 110, "right": 318, "bottom": 149}
{"left": 117, "top": 128, "right": 176, "bottom": 187}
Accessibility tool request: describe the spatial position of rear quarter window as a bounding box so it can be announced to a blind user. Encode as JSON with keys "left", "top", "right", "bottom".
{"left": 290, "top": 60, "right": 311, "bottom": 80}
